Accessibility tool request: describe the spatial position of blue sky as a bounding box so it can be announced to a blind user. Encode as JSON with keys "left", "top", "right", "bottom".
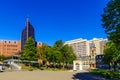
{"left": 0, "top": 0, "right": 109, "bottom": 45}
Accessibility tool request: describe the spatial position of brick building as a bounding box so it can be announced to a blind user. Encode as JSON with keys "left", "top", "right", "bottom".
{"left": 0, "top": 40, "right": 21, "bottom": 57}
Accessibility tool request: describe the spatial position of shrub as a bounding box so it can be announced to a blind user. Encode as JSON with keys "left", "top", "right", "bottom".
{"left": 21, "top": 65, "right": 29, "bottom": 70}
{"left": 90, "top": 69, "right": 120, "bottom": 79}
{"left": 39, "top": 66, "right": 46, "bottom": 70}
{"left": 28, "top": 66, "right": 33, "bottom": 71}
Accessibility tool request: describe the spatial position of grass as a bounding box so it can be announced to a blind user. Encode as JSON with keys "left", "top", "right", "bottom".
{"left": 39, "top": 66, "right": 70, "bottom": 71}
{"left": 90, "top": 69, "right": 120, "bottom": 79}
{"left": 20, "top": 64, "right": 70, "bottom": 72}
{"left": 20, "top": 64, "right": 37, "bottom": 71}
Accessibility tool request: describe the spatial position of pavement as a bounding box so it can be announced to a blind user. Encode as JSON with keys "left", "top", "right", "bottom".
{"left": 0, "top": 70, "right": 107, "bottom": 80}
{"left": 72, "top": 70, "right": 106, "bottom": 80}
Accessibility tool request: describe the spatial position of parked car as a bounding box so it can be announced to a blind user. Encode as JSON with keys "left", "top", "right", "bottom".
{"left": 0, "top": 64, "right": 5, "bottom": 72}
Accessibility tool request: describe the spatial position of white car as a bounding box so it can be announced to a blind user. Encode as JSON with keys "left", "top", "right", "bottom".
{"left": 0, "top": 64, "right": 4, "bottom": 72}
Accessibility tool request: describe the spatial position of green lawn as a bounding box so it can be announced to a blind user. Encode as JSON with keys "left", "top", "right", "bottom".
{"left": 90, "top": 69, "right": 120, "bottom": 79}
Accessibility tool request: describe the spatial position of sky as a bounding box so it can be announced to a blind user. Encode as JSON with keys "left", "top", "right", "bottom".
{"left": 0, "top": 0, "right": 109, "bottom": 46}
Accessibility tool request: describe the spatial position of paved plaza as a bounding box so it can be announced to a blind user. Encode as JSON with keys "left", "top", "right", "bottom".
{"left": 0, "top": 70, "right": 105, "bottom": 80}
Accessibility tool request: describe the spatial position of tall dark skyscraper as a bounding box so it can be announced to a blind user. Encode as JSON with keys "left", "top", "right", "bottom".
{"left": 21, "top": 18, "right": 35, "bottom": 50}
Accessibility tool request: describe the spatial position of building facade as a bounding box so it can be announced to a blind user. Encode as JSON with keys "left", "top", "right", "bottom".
{"left": 91, "top": 38, "right": 107, "bottom": 55}
{"left": 65, "top": 38, "right": 107, "bottom": 70}
{"left": 65, "top": 38, "right": 107, "bottom": 58}
{"left": 36, "top": 42, "right": 43, "bottom": 47}
{"left": 0, "top": 40, "right": 21, "bottom": 57}
{"left": 21, "top": 18, "right": 35, "bottom": 50}
{"left": 89, "top": 38, "right": 107, "bottom": 69}
{"left": 64, "top": 38, "right": 90, "bottom": 58}
{"left": 89, "top": 41, "right": 96, "bottom": 69}
{"left": 96, "top": 54, "right": 105, "bottom": 69}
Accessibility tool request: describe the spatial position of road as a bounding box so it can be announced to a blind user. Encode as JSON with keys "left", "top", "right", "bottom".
{"left": 0, "top": 70, "right": 106, "bottom": 80}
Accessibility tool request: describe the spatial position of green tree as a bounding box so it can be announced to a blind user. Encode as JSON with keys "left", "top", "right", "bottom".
{"left": 37, "top": 44, "right": 50, "bottom": 64}
{"left": 101, "top": 0, "right": 120, "bottom": 46}
{"left": 103, "top": 42, "right": 120, "bottom": 70}
{"left": 52, "top": 40, "right": 77, "bottom": 68}
{"left": 47, "top": 49, "right": 61, "bottom": 64}
{"left": 61, "top": 44, "right": 76, "bottom": 67}
{"left": 20, "top": 37, "right": 37, "bottom": 61}
{"left": 103, "top": 42, "right": 115, "bottom": 68}
{"left": 0, "top": 54, "right": 4, "bottom": 62}
{"left": 36, "top": 40, "right": 77, "bottom": 69}
{"left": 52, "top": 40, "right": 63, "bottom": 50}
{"left": 51, "top": 40, "right": 64, "bottom": 64}
{"left": 102, "top": 0, "right": 120, "bottom": 68}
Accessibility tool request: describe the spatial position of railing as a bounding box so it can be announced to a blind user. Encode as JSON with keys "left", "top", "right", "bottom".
{"left": 11, "top": 62, "right": 21, "bottom": 70}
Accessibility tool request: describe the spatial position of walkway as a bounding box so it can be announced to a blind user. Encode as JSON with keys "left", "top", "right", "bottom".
{"left": 0, "top": 70, "right": 107, "bottom": 80}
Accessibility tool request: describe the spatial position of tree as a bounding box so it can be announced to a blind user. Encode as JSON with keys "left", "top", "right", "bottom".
{"left": 52, "top": 40, "right": 64, "bottom": 63}
{"left": 0, "top": 54, "right": 4, "bottom": 62}
{"left": 101, "top": 0, "right": 120, "bottom": 46}
{"left": 36, "top": 40, "right": 77, "bottom": 69}
{"left": 102, "top": 0, "right": 120, "bottom": 70}
{"left": 103, "top": 42, "right": 115, "bottom": 66}
{"left": 103, "top": 42, "right": 120, "bottom": 70}
{"left": 37, "top": 44, "right": 50, "bottom": 64}
{"left": 52, "top": 40, "right": 76, "bottom": 64}
{"left": 52, "top": 40, "right": 63, "bottom": 50}
{"left": 20, "top": 37, "right": 37, "bottom": 61}
{"left": 61, "top": 45, "right": 76, "bottom": 64}
{"left": 47, "top": 48, "right": 61, "bottom": 64}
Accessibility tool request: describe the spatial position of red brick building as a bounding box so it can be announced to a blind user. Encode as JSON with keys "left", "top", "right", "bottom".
{"left": 0, "top": 40, "right": 21, "bottom": 57}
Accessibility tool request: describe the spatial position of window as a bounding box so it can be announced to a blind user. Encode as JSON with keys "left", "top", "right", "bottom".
{"left": 99, "top": 56, "right": 101, "bottom": 58}
{"left": 7, "top": 45, "right": 10, "bottom": 47}
{"left": 14, "top": 41, "right": 16, "bottom": 44}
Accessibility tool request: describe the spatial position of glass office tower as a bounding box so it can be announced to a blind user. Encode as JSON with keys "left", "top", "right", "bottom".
{"left": 21, "top": 18, "right": 35, "bottom": 50}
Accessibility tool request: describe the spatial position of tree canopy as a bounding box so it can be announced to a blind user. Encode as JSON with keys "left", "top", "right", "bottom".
{"left": 101, "top": 0, "right": 120, "bottom": 45}
{"left": 37, "top": 40, "right": 77, "bottom": 65}
{"left": 0, "top": 54, "right": 4, "bottom": 62}
{"left": 20, "top": 39, "right": 76, "bottom": 68}
{"left": 37, "top": 44, "right": 49, "bottom": 62}
{"left": 52, "top": 40, "right": 76, "bottom": 64}
{"left": 102, "top": 0, "right": 120, "bottom": 67}
{"left": 20, "top": 37, "right": 37, "bottom": 61}
{"left": 103, "top": 42, "right": 116, "bottom": 64}
{"left": 61, "top": 44, "right": 76, "bottom": 64}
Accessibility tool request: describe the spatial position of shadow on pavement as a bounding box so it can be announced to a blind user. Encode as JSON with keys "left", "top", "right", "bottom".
{"left": 72, "top": 71, "right": 106, "bottom": 80}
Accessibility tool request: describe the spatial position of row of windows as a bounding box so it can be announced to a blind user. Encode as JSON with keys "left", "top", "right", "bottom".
{"left": 96, "top": 55, "right": 104, "bottom": 59}
{"left": 0, "top": 45, "right": 18, "bottom": 47}
{"left": 96, "top": 59, "right": 100, "bottom": 62}
{"left": 0, "top": 48, "right": 18, "bottom": 50}
{"left": 71, "top": 45, "right": 87, "bottom": 48}
{"left": 6, "top": 49, "right": 18, "bottom": 50}
{"left": 3, "top": 41, "right": 17, "bottom": 44}
{"left": 3, "top": 52, "right": 17, "bottom": 54}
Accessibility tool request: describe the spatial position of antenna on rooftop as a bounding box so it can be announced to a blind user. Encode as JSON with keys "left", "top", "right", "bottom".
{"left": 26, "top": 15, "right": 30, "bottom": 22}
